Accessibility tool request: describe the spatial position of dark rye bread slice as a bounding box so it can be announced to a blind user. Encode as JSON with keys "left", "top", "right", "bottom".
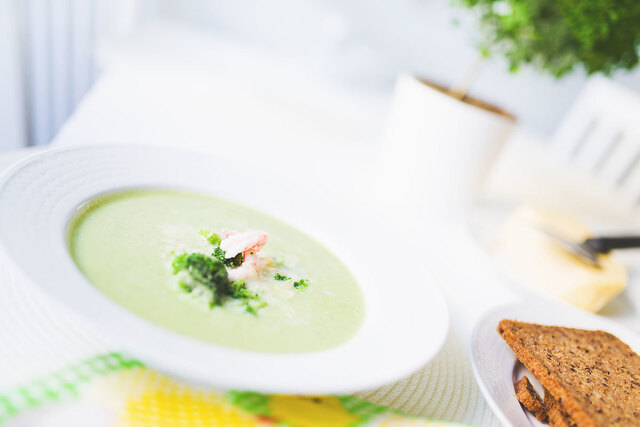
{"left": 545, "top": 390, "right": 575, "bottom": 427}
{"left": 516, "top": 376, "right": 548, "bottom": 422}
{"left": 498, "top": 319, "right": 640, "bottom": 427}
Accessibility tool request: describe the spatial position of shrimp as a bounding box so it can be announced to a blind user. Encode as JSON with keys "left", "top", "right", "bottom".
{"left": 228, "top": 252, "right": 260, "bottom": 281}
{"left": 218, "top": 229, "right": 236, "bottom": 239}
{"left": 219, "top": 230, "right": 268, "bottom": 258}
{"left": 220, "top": 230, "right": 269, "bottom": 281}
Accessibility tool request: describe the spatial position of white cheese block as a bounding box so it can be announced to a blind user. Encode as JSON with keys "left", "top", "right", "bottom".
{"left": 492, "top": 205, "right": 627, "bottom": 312}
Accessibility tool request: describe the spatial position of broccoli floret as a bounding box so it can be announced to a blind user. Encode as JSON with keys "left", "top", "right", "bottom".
{"left": 273, "top": 273, "right": 291, "bottom": 281}
{"left": 245, "top": 301, "right": 268, "bottom": 316}
{"left": 177, "top": 280, "right": 192, "bottom": 293}
{"left": 172, "top": 253, "right": 229, "bottom": 306}
{"left": 213, "top": 247, "right": 244, "bottom": 268}
{"left": 172, "top": 253, "right": 266, "bottom": 314}
{"left": 172, "top": 253, "right": 189, "bottom": 274}
{"left": 293, "top": 279, "right": 309, "bottom": 291}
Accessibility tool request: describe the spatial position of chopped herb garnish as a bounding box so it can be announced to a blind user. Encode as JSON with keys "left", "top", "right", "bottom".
{"left": 199, "top": 230, "right": 222, "bottom": 246}
{"left": 246, "top": 301, "right": 268, "bottom": 315}
{"left": 213, "top": 246, "right": 226, "bottom": 262}
{"left": 207, "top": 233, "right": 221, "bottom": 246}
{"left": 273, "top": 273, "right": 291, "bottom": 281}
{"left": 225, "top": 252, "right": 244, "bottom": 268}
{"left": 293, "top": 279, "right": 309, "bottom": 291}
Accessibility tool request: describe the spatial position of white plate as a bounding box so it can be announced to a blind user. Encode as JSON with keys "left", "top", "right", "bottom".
{"left": 0, "top": 145, "right": 449, "bottom": 394}
{"left": 470, "top": 300, "right": 640, "bottom": 427}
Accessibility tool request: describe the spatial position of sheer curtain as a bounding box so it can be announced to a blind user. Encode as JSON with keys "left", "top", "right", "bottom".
{"left": 0, "top": 0, "right": 151, "bottom": 150}
{"left": 0, "top": 0, "right": 25, "bottom": 150}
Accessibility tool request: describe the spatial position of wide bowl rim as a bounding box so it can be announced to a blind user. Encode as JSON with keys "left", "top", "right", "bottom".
{"left": 0, "top": 144, "right": 450, "bottom": 394}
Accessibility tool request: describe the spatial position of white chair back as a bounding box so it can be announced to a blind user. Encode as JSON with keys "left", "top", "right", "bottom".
{"left": 551, "top": 77, "right": 640, "bottom": 209}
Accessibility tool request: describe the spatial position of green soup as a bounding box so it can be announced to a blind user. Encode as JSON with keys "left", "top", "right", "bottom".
{"left": 69, "top": 190, "right": 365, "bottom": 353}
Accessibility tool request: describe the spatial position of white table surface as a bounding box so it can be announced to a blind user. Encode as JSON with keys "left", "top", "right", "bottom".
{"left": 13, "top": 27, "right": 640, "bottom": 423}
{"left": 4, "top": 47, "right": 640, "bottom": 425}
{"left": 5, "top": 23, "right": 640, "bottom": 424}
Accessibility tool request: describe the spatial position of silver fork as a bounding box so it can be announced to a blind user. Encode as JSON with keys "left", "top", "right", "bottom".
{"left": 538, "top": 226, "right": 640, "bottom": 268}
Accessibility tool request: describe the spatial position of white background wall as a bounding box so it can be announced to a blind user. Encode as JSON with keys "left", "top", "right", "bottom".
{"left": 1, "top": 0, "right": 640, "bottom": 150}
{"left": 153, "top": 0, "right": 640, "bottom": 135}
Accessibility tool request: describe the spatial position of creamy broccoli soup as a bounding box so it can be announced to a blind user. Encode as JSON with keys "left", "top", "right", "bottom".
{"left": 69, "top": 190, "right": 364, "bottom": 353}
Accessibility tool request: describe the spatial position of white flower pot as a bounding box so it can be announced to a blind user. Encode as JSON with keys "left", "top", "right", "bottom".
{"left": 378, "top": 74, "right": 515, "bottom": 221}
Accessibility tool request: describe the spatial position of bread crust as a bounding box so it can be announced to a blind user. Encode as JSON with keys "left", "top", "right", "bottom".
{"left": 516, "top": 376, "right": 548, "bottom": 422}
{"left": 545, "top": 389, "right": 576, "bottom": 427}
{"left": 498, "top": 319, "right": 640, "bottom": 427}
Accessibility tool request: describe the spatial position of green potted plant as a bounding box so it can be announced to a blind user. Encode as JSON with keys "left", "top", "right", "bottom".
{"left": 460, "top": 0, "right": 640, "bottom": 78}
